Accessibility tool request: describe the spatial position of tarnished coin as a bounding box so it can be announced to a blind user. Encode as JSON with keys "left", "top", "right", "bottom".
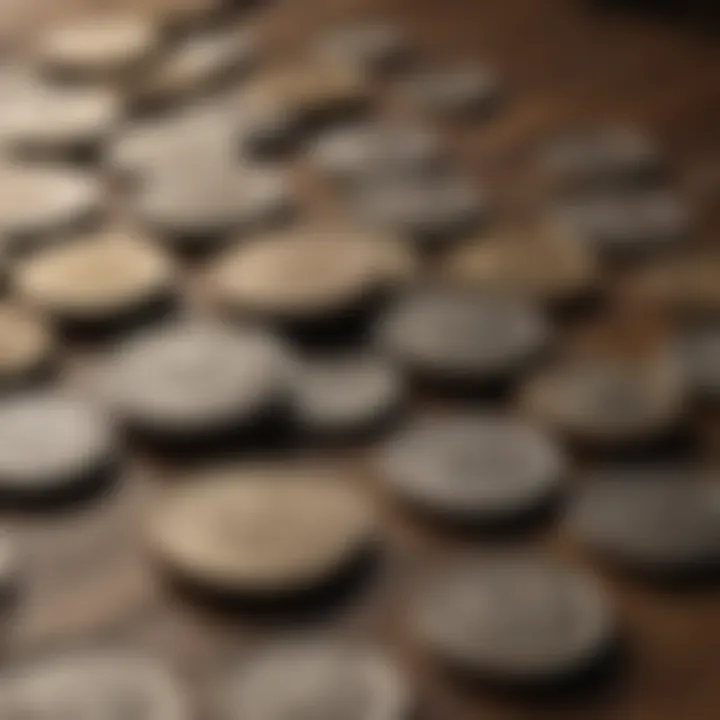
{"left": 0, "top": 166, "right": 103, "bottom": 251}
{"left": 294, "top": 354, "right": 405, "bottom": 438}
{"left": 219, "top": 640, "right": 410, "bottom": 720}
{"left": 568, "top": 470, "right": 720, "bottom": 574}
{"left": 412, "top": 553, "right": 614, "bottom": 682}
{"left": 206, "top": 229, "right": 416, "bottom": 326}
{"left": 521, "top": 355, "right": 686, "bottom": 447}
{"left": 37, "top": 13, "right": 160, "bottom": 80}
{"left": 676, "top": 323, "right": 720, "bottom": 400}
{"left": 399, "top": 66, "right": 502, "bottom": 117}
{"left": 537, "top": 127, "right": 664, "bottom": 192}
{"left": 0, "top": 392, "right": 115, "bottom": 503}
{"left": 149, "top": 467, "right": 375, "bottom": 594}
{"left": 0, "top": 71, "right": 121, "bottom": 157}
{"left": 0, "top": 304, "right": 55, "bottom": 388}
{"left": 438, "top": 219, "right": 599, "bottom": 303}
{"left": 98, "top": 322, "right": 293, "bottom": 443}
{"left": 309, "top": 121, "right": 445, "bottom": 186}
{"left": 377, "top": 414, "right": 564, "bottom": 523}
{"left": 553, "top": 189, "right": 688, "bottom": 258}
{"left": 355, "top": 173, "right": 487, "bottom": 247}
{"left": 377, "top": 288, "right": 550, "bottom": 387}
{"left": 15, "top": 231, "right": 175, "bottom": 329}
{"left": 0, "top": 651, "right": 186, "bottom": 720}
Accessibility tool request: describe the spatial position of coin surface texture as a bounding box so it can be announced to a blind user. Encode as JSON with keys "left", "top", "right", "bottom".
{"left": 0, "top": 304, "right": 54, "bottom": 387}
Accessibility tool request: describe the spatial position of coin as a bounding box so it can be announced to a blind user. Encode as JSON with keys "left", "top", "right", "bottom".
{"left": 15, "top": 231, "right": 175, "bottom": 329}
{"left": 676, "top": 323, "right": 720, "bottom": 400}
{"left": 98, "top": 322, "right": 294, "bottom": 443}
{"left": 149, "top": 466, "right": 376, "bottom": 595}
{"left": 0, "top": 304, "right": 55, "bottom": 388}
{"left": 553, "top": 189, "right": 688, "bottom": 259}
{"left": 438, "top": 219, "right": 599, "bottom": 303}
{"left": 294, "top": 354, "right": 405, "bottom": 438}
{"left": 521, "top": 355, "right": 686, "bottom": 447}
{"left": 377, "top": 414, "right": 564, "bottom": 523}
{"left": 377, "top": 288, "right": 550, "bottom": 387}
{"left": 0, "top": 651, "right": 186, "bottom": 720}
{"left": 219, "top": 640, "right": 410, "bottom": 720}
{"left": 354, "top": 173, "right": 487, "bottom": 247}
{"left": 206, "top": 229, "right": 415, "bottom": 326}
{"left": 412, "top": 553, "right": 614, "bottom": 682}
{"left": 0, "top": 392, "right": 115, "bottom": 503}
{"left": 537, "top": 126, "right": 664, "bottom": 192}
{"left": 37, "top": 13, "right": 160, "bottom": 80}
{"left": 0, "top": 166, "right": 103, "bottom": 252}
{"left": 0, "top": 531, "right": 17, "bottom": 602}
{"left": 568, "top": 470, "right": 720, "bottom": 574}
{"left": 399, "top": 66, "right": 502, "bottom": 117}
{"left": 309, "top": 121, "right": 445, "bottom": 186}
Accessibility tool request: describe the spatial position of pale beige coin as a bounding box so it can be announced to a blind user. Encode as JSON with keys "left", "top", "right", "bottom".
{"left": 0, "top": 304, "right": 54, "bottom": 387}
{"left": 206, "top": 229, "right": 416, "bottom": 322}
{"left": 439, "top": 220, "right": 599, "bottom": 303}
{"left": 0, "top": 166, "right": 103, "bottom": 250}
{"left": 37, "top": 13, "right": 160, "bottom": 80}
{"left": 15, "top": 231, "right": 175, "bottom": 326}
{"left": 149, "top": 466, "right": 376, "bottom": 594}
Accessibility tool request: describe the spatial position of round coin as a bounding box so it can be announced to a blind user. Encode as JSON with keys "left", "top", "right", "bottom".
{"left": 15, "top": 230, "right": 176, "bottom": 330}
{"left": 377, "top": 414, "right": 565, "bottom": 523}
{"left": 219, "top": 640, "right": 410, "bottom": 720}
{"left": 0, "top": 651, "right": 186, "bottom": 720}
{"left": 0, "top": 392, "right": 116, "bottom": 504}
{"left": 0, "top": 304, "right": 55, "bottom": 388}
{"left": 412, "top": 553, "right": 614, "bottom": 683}
{"left": 568, "top": 469, "right": 720, "bottom": 574}
{"left": 149, "top": 466, "right": 376, "bottom": 595}
{"left": 377, "top": 288, "right": 550, "bottom": 388}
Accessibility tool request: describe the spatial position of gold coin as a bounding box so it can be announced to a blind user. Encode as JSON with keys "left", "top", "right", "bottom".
{"left": 149, "top": 466, "right": 376, "bottom": 594}
{"left": 0, "top": 304, "right": 54, "bottom": 386}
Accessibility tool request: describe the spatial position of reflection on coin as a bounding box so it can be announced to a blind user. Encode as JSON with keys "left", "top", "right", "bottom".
{"left": 206, "top": 229, "right": 415, "bottom": 325}
{"left": 521, "top": 356, "right": 686, "bottom": 447}
{"left": 37, "top": 13, "right": 160, "bottom": 80}
{"left": 412, "top": 553, "right": 614, "bottom": 682}
{"left": 400, "top": 66, "right": 502, "bottom": 117}
{"left": 676, "top": 324, "right": 720, "bottom": 400}
{"left": 0, "top": 166, "right": 103, "bottom": 251}
{"left": 0, "top": 651, "right": 186, "bottom": 720}
{"left": 0, "top": 304, "right": 54, "bottom": 387}
{"left": 377, "top": 414, "right": 564, "bottom": 522}
{"left": 149, "top": 467, "right": 375, "bottom": 594}
{"left": 553, "top": 189, "right": 688, "bottom": 258}
{"left": 438, "top": 219, "right": 599, "bottom": 303}
{"left": 568, "top": 470, "right": 720, "bottom": 574}
{"left": 220, "top": 640, "right": 410, "bottom": 720}
{"left": 537, "top": 127, "right": 664, "bottom": 192}
{"left": 294, "top": 354, "right": 405, "bottom": 438}
{"left": 0, "top": 393, "right": 115, "bottom": 502}
{"left": 377, "top": 288, "right": 550, "bottom": 386}
{"left": 309, "top": 121, "right": 445, "bottom": 186}
{"left": 99, "top": 322, "right": 293, "bottom": 442}
{"left": 15, "top": 231, "right": 175, "bottom": 328}
{"left": 355, "top": 173, "right": 486, "bottom": 247}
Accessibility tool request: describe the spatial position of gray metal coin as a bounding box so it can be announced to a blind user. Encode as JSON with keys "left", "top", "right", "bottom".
{"left": 377, "top": 288, "right": 550, "bottom": 386}
{"left": 98, "top": 322, "right": 294, "bottom": 441}
{"left": 412, "top": 553, "right": 614, "bottom": 682}
{"left": 568, "top": 470, "right": 720, "bottom": 574}
{"left": 219, "top": 640, "right": 410, "bottom": 720}
{"left": 0, "top": 651, "right": 186, "bottom": 720}
{"left": 0, "top": 392, "right": 115, "bottom": 501}
{"left": 377, "top": 414, "right": 564, "bottom": 522}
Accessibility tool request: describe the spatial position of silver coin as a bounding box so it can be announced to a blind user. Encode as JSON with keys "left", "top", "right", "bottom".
{"left": 377, "top": 414, "right": 564, "bottom": 522}
{"left": 98, "top": 322, "right": 294, "bottom": 441}
{"left": 377, "top": 288, "right": 550, "bottom": 385}
{"left": 219, "top": 640, "right": 410, "bottom": 720}
{"left": 412, "top": 553, "right": 614, "bottom": 682}
{"left": 568, "top": 469, "right": 720, "bottom": 573}
{"left": 0, "top": 392, "right": 115, "bottom": 500}
{"left": 0, "top": 651, "right": 186, "bottom": 720}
